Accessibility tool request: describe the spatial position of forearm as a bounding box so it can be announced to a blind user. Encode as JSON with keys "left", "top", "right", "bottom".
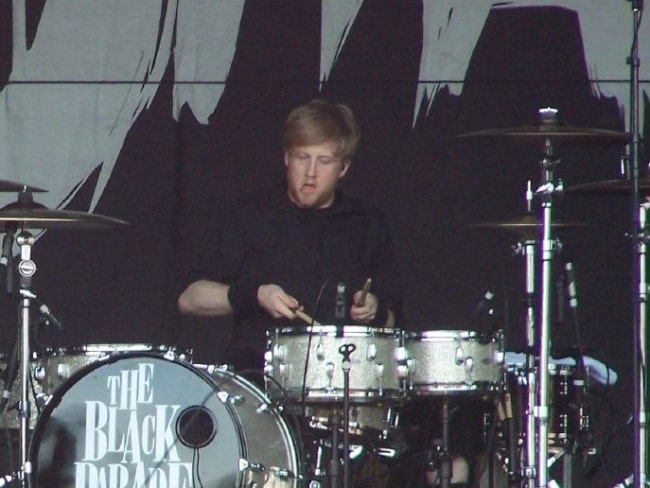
{"left": 178, "top": 279, "right": 234, "bottom": 316}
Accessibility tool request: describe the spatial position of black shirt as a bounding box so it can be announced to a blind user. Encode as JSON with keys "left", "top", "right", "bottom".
{"left": 185, "top": 184, "right": 403, "bottom": 364}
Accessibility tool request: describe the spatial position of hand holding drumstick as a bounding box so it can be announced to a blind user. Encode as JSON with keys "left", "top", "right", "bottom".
{"left": 351, "top": 278, "right": 376, "bottom": 324}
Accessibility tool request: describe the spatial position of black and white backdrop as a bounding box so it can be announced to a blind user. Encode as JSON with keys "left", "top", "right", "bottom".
{"left": 0, "top": 1, "right": 648, "bottom": 486}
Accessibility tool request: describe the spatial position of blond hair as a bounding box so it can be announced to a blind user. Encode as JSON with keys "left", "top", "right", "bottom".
{"left": 282, "top": 99, "right": 360, "bottom": 161}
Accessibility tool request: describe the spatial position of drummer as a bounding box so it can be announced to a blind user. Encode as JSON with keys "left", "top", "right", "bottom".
{"left": 177, "top": 98, "right": 403, "bottom": 372}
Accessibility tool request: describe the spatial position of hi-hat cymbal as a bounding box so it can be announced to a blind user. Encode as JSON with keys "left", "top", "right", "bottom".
{"left": 458, "top": 123, "right": 631, "bottom": 145}
{"left": 565, "top": 178, "right": 650, "bottom": 196}
{"left": 0, "top": 180, "right": 46, "bottom": 193}
{"left": 469, "top": 214, "right": 594, "bottom": 237}
{"left": 0, "top": 202, "right": 129, "bottom": 229}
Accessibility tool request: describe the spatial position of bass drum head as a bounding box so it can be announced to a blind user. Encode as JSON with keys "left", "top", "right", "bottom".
{"left": 195, "top": 364, "right": 302, "bottom": 487}
{"left": 29, "top": 353, "right": 243, "bottom": 488}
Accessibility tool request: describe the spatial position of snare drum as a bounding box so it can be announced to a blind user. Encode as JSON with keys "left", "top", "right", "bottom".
{"left": 29, "top": 353, "right": 301, "bottom": 487}
{"left": 265, "top": 325, "right": 405, "bottom": 404}
{"left": 404, "top": 330, "right": 505, "bottom": 395}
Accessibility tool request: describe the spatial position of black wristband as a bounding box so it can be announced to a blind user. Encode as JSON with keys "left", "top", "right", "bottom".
{"left": 227, "top": 278, "right": 260, "bottom": 312}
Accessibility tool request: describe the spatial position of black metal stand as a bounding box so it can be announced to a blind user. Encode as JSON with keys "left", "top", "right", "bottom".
{"left": 327, "top": 344, "right": 356, "bottom": 488}
{"left": 627, "top": 2, "right": 647, "bottom": 487}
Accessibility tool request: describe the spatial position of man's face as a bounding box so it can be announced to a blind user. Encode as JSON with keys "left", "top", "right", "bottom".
{"left": 284, "top": 141, "right": 350, "bottom": 209}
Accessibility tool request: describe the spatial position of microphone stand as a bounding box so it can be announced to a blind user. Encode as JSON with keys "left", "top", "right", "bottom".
{"left": 338, "top": 344, "right": 355, "bottom": 488}
{"left": 627, "top": 2, "right": 646, "bottom": 487}
{"left": 328, "top": 343, "right": 356, "bottom": 488}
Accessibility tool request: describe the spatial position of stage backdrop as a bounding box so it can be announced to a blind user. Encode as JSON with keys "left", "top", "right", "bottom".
{"left": 0, "top": 1, "right": 648, "bottom": 486}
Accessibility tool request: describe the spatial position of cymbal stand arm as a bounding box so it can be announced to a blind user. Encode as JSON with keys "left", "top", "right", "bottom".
{"left": 16, "top": 230, "right": 36, "bottom": 486}
{"left": 535, "top": 135, "right": 561, "bottom": 488}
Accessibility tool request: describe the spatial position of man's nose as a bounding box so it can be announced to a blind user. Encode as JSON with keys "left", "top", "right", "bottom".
{"left": 305, "top": 159, "right": 318, "bottom": 176}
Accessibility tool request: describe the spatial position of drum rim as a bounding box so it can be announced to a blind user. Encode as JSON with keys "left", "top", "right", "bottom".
{"left": 36, "top": 343, "right": 189, "bottom": 354}
{"left": 405, "top": 329, "right": 504, "bottom": 340}
{"left": 269, "top": 324, "right": 402, "bottom": 336}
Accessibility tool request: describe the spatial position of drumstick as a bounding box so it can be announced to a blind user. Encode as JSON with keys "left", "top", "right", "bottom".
{"left": 356, "top": 278, "right": 372, "bottom": 306}
{"left": 294, "top": 308, "right": 322, "bottom": 326}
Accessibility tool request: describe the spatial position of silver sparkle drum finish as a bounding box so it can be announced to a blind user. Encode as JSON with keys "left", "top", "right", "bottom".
{"left": 303, "top": 404, "right": 399, "bottom": 441}
{"left": 29, "top": 353, "right": 301, "bottom": 488}
{"left": 194, "top": 364, "right": 302, "bottom": 487}
{"left": 404, "top": 330, "right": 505, "bottom": 395}
{"left": 31, "top": 343, "right": 192, "bottom": 396}
{"left": 265, "top": 325, "right": 407, "bottom": 404}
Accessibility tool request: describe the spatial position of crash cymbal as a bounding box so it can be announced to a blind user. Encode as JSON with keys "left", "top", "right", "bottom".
{"left": 458, "top": 124, "right": 630, "bottom": 145}
{"left": 0, "top": 201, "right": 129, "bottom": 229}
{"left": 469, "top": 214, "right": 594, "bottom": 237}
{"left": 565, "top": 178, "right": 650, "bottom": 196}
{"left": 0, "top": 180, "right": 46, "bottom": 193}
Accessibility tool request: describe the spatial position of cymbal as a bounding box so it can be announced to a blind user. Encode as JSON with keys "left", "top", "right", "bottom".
{"left": 0, "top": 202, "right": 129, "bottom": 229}
{"left": 565, "top": 178, "right": 650, "bottom": 196}
{"left": 0, "top": 180, "right": 46, "bottom": 193}
{"left": 469, "top": 214, "right": 594, "bottom": 237}
{"left": 457, "top": 123, "right": 631, "bottom": 145}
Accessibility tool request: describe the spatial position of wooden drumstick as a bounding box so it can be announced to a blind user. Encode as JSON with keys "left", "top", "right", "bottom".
{"left": 356, "top": 278, "right": 372, "bottom": 306}
{"left": 294, "top": 308, "right": 322, "bottom": 326}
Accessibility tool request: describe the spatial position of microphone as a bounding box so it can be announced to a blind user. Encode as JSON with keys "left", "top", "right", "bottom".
{"left": 565, "top": 261, "right": 578, "bottom": 310}
{"left": 472, "top": 290, "right": 495, "bottom": 317}
{"left": 20, "top": 289, "right": 64, "bottom": 330}
{"left": 335, "top": 282, "right": 346, "bottom": 327}
{"left": 37, "top": 301, "right": 64, "bottom": 331}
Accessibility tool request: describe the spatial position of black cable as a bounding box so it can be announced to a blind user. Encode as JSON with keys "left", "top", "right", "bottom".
{"left": 299, "top": 278, "right": 330, "bottom": 418}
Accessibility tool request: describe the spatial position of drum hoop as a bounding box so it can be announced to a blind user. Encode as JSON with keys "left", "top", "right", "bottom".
{"left": 406, "top": 329, "right": 503, "bottom": 341}
{"left": 32, "top": 351, "right": 195, "bottom": 417}
{"left": 270, "top": 324, "right": 401, "bottom": 337}
{"left": 36, "top": 343, "right": 189, "bottom": 355}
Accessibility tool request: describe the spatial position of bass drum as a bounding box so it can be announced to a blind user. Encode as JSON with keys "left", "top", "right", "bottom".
{"left": 29, "top": 353, "right": 301, "bottom": 488}
{"left": 195, "top": 364, "right": 302, "bottom": 487}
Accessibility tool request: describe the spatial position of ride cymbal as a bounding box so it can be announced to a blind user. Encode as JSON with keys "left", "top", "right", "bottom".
{"left": 457, "top": 124, "right": 630, "bottom": 145}
{"left": 469, "top": 214, "right": 594, "bottom": 237}
{"left": 458, "top": 107, "right": 630, "bottom": 145}
{"left": 565, "top": 178, "right": 650, "bottom": 196}
{"left": 0, "top": 180, "right": 46, "bottom": 193}
{"left": 0, "top": 201, "right": 129, "bottom": 229}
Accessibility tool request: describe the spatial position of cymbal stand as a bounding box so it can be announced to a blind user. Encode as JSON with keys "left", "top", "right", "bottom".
{"left": 633, "top": 199, "right": 649, "bottom": 488}
{"left": 533, "top": 122, "right": 563, "bottom": 488}
{"left": 512, "top": 227, "right": 538, "bottom": 487}
{"left": 16, "top": 228, "right": 36, "bottom": 487}
{"left": 627, "top": 2, "right": 646, "bottom": 487}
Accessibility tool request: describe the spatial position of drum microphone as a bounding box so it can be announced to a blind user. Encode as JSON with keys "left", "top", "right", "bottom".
{"left": 472, "top": 290, "right": 496, "bottom": 340}
{"left": 20, "top": 289, "right": 64, "bottom": 330}
{"left": 564, "top": 261, "right": 578, "bottom": 310}
{"left": 37, "top": 301, "right": 64, "bottom": 331}
{"left": 472, "top": 290, "right": 495, "bottom": 317}
{"left": 335, "top": 282, "right": 346, "bottom": 326}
